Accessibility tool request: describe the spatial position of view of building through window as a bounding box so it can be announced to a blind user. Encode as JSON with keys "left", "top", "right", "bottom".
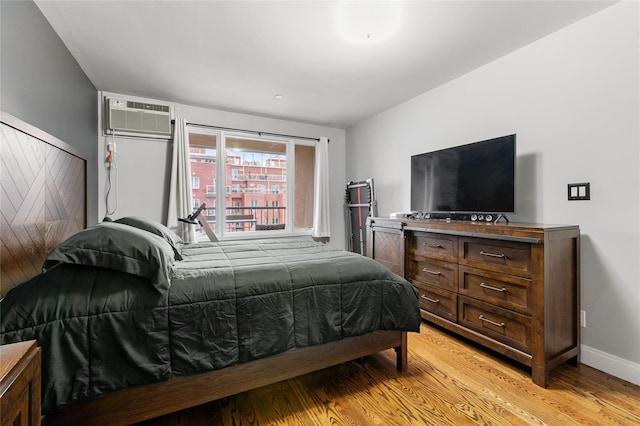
{"left": 188, "top": 130, "right": 315, "bottom": 239}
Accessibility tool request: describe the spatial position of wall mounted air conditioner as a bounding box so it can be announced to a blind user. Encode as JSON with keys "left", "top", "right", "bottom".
{"left": 106, "top": 98, "right": 173, "bottom": 138}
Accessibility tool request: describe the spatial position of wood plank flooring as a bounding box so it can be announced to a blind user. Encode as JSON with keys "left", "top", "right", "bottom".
{"left": 137, "top": 323, "right": 640, "bottom": 425}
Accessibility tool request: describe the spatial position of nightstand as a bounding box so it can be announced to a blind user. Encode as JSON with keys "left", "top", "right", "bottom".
{"left": 1, "top": 341, "right": 41, "bottom": 426}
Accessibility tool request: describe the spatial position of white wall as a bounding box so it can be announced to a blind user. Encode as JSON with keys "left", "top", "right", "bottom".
{"left": 347, "top": 2, "right": 640, "bottom": 385}
{"left": 97, "top": 92, "right": 347, "bottom": 249}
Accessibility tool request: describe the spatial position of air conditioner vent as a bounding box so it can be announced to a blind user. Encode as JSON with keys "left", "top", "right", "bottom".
{"left": 126, "top": 101, "right": 170, "bottom": 113}
{"left": 106, "top": 98, "right": 173, "bottom": 138}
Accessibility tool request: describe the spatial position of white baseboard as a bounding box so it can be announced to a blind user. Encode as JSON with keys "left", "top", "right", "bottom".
{"left": 581, "top": 344, "right": 640, "bottom": 386}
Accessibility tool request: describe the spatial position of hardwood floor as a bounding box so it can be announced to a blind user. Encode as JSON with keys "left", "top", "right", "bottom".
{"left": 137, "top": 323, "right": 640, "bottom": 425}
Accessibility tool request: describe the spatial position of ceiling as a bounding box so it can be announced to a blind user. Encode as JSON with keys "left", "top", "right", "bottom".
{"left": 35, "top": 1, "right": 616, "bottom": 129}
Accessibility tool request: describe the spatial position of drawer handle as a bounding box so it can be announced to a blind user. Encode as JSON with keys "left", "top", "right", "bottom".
{"left": 479, "top": 315, "right": 505, "bottom": 328}
{"left": 480, "top": 250, "right": 508, "bottom": 259}
{"left": 422, "top": 268, "right": 442, "bottom": 275}
{"left": 422, "top": 242, "right": 444, "bottom": 249}
{"left": 480, "top": 282, "right": 507, "bottom": 293}
{"left": 421, "top": 295, "right": 440, "bottom": 304}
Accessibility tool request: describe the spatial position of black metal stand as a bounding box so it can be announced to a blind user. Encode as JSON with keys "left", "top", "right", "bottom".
{"left": 345, "top": 179, "right": 377, "bottom": 255}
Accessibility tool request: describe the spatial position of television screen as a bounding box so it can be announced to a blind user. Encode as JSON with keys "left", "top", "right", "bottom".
{"left": 411, "top": 135, "right": 515, "bottom": 214}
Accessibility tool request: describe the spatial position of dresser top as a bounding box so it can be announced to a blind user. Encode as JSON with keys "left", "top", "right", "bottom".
{"left": 369, "top": 217, "right": 579, "bottom": 242}
{"left": 0, "top": 340, "right": 38, "bottom": 381}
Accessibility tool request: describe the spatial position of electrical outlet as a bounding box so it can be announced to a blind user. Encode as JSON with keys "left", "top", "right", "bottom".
{"left": 580, "top": 310, "right": 586, "bottom": 328}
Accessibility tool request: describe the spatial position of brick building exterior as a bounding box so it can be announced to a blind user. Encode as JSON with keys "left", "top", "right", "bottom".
{"left": 190, "top": 148, "right": 287, "bottom": 232}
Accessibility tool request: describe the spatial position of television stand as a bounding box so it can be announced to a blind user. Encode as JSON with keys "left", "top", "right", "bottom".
{"left": 366, "top": 217, "right": 580, "bottom": 387}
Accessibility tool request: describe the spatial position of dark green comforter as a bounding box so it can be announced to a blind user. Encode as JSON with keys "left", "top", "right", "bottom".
{"left": 1, "top": 237, "right": 420, "bottom": 414}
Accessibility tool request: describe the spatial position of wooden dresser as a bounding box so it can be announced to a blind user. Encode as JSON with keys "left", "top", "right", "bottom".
{"left": 1, "top": 341, "right": 42, "bottom": 426}
{"left": 367, "top": 217, "right": 580, "bottom": 387}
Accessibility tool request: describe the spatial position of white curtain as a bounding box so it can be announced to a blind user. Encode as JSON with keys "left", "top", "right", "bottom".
{"left": 312, "top": 136, "right": 331, "bottom": 238}
{"left": 167, "top": 118, "right": 196, "bottom": 243}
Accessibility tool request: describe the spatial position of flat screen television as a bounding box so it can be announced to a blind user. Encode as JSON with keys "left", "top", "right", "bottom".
{"left": 410, "top": 134, "right": 515, "bottom": 216}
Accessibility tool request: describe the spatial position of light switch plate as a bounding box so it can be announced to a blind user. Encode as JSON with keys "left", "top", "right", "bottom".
{"left": 568, "top": 183, "right": 590, "bottom": 200}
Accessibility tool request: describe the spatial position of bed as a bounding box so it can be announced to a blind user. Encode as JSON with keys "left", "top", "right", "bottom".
{"left": 0, "top": 111, "right": 421, "bottom": 425}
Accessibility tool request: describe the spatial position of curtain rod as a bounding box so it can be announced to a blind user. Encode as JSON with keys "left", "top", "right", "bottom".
{"left": 172, "top": 120, "right": 324, "bottom": 142}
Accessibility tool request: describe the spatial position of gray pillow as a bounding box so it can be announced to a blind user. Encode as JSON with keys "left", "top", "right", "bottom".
{"left": 115, "top": 216, "right": 184, "bottom": 260}
{"left": 114, "top": 216, "right": 184, "bottom": 260}
{"left": 43, "top": 222, "right": 175, "bottom": 292}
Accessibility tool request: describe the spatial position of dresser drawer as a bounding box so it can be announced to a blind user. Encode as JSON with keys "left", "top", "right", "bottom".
{"left": 459, "top": 266, "right": 532, "bottom": 314}
{"left": 410, "top": 233, "right": 458, "bottom": 262}
{"left": 458, "top": 296, "right": 532, "bottom": 354}
{"left": 459, "top": 238, "right": 531, "bottom": 277}
{"left": 0, "top": 341, "right": 41, "bottom": 426}
{"left": 2, "top": 384, "right": 30, "bottom": 426}
{"left": 416, "top": 284, "right": 457, "bottom": 322}
{"left": 409, "top": 257, "right": 457, "bottom": 291}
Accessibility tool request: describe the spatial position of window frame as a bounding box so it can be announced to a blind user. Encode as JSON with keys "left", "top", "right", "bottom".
{"left": 188, "top": 126, "right": 315, "bottom": 241}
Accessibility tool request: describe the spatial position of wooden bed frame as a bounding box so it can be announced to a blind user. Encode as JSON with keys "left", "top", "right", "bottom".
{"left": 1, "top": 110, "right": 412, "bottom": 425}
{"left": 0, "top": 110, "right": 86, "bottom": 297}
{"left": 47, "top": 331, "right": 407, "bottom": 425}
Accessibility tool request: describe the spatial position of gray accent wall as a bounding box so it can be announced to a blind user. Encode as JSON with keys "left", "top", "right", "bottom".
{"left": 1, "top": 0, "right": 98, "bottom": 224}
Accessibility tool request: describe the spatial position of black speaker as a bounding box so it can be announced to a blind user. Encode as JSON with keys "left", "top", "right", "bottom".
{"left": 411, "top": 212, "right": 474, "bottom": 221}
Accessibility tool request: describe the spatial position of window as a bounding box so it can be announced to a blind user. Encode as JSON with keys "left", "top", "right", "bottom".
{"left": 187, "top": 128, "right": 315, "bottom": 240}
{"left": 207, "top": 178, "right": 216, "bottom": 195}
{"left": 186, "top": 131, "right": 217, "bottom": 240}
{"left": 192, "top": 176, "right": 200, "bottom": 189}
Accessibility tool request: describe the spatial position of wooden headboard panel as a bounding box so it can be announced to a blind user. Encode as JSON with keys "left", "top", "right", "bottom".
{"left": 1, "top": 110, "right": 87, "bottom": 297}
